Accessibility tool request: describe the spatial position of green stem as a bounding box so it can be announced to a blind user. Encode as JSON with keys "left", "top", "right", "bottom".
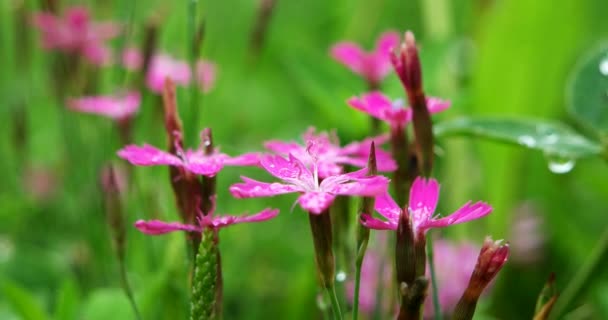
{"left": 352, "top": 236, "right": 369, "bottom": 320}
{"left": 426, "top": 236, "right": 441, "bottom": 320}
{"left": 328, "top": 284, "right": 344, "bottom": 320}
{"left": 118, "top": 255, "right": 142, "bottom": 320}
{"left": 550, "top": 226, "right": 608, "bottom": 319}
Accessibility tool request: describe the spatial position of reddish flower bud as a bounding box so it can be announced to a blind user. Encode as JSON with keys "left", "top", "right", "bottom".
{"left": 452, "top": 237, "right": 509, "bottom": 320}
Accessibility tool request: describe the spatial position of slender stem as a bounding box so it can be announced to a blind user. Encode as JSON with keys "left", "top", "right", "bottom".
{"left": 426, "top": 236, "right": 441, "bottom": 320}
{"left": 118, "top": 255, "right": 142, "bottom": 320}
{"left": 352, "top": 238, "right": 369, "bottom": 320}
{"left": 328, "top": 284, "right": 344, "bottom": 320}
{"left": 550, "top": 226, "right": 608, "bottom": 319}
{"left": 187, "top": 0, "right": 201, "bottom": 145}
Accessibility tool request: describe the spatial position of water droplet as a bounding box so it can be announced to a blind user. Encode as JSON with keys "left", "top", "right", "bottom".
{"left": 599, "top": 57, "right": 608, "bottom": 76}
{"left": 517, "top": 135, "right": 537, "bottom": 148}
{"left": 547, "top": 156, "right": 576, "bottom": 174}
{"left": 336, "top": 271, "right": 347, "bottom": 282}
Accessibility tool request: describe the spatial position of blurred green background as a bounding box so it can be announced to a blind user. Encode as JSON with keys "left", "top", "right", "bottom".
{"left": 1, "top": 0, "right": 608, "bottom": 319}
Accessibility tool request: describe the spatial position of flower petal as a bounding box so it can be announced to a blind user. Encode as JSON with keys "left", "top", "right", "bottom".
{"left": 374, "top": 31, "right": 400, "bottom": 56}
{"left": 408, "top": 177, "right": 440, "bottom": 223}
{"left": 223, "top": 152, "right": 262, "bottom": 166}
{"left": 360, "top": 213, "right": 397, "bottom": 230}
{"left": 298, "top": 192, "right": 336, "bottom": 214}
{"left": 204, "top": 208, "right": 279, "bottom": 228}
{"left": 230, "top": 177, "right": 302, "bottom": 198}
{"left": 68, "top": 91, "right": 140, "bottom": 120}
{"left": 322, "top": 175, "right": 389, "bottom": 197}
{"left": 347, "top": 92, "right": 393, "bottom": 122}
{"left": 117, "top": 144, "right": 182, "bottom": 166}
{"left": 260, "top": 154, "right": 314, "bottom": 186}
{"left": 422, "top": 201, "right": 493, "bottom": 230}
{"left": 134, "top": 219, "right": 200, "bottom": 235}
{"left": 374, "top": 192, "right": 401, "bottom": 222}
{"left": 183, "top": 152, "right": 224, "bottom": 176}
{"left": 330, "top": 42, "right": 365, "bottom": 75}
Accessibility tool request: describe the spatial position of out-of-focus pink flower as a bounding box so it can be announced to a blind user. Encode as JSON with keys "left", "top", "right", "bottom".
{"left": 424, "top": 240, "right": 480, "bottom": 318}
{"left": 23, "top": 166, "right": 58, "bottom": 202}
{"left": 146, "top": 54, "right": 191, "bottom": 93}
{"left": 67, "top": 91, "right": 140, "bottom": 121}
{"left": 230, "top": 142, "right": 389, "bottom": 214}
{"left": 135, "top": 195, "right": 277, "bottom": 234}
{"left": 117, "top": 131, "right": 260, "bottom": 177}
{"left": 196, "top": 60, "right": 216, "bottom": 93}
{"left": 264, "top": 127, "right": 395, "bottom": 178}
{"left": 122, "top": 47, "right": 143, "bottom": 71}
{"left": 330, "top": 31, "right": 399, "bottom": 86}
{"left": 361, "top": 177, "right": 492, "bottom": 237}
{"left": 347, "top": 92, "right": 450, "bottom": 130}
{"left": 31, "top": 6, "right": 120, "bottom": 65}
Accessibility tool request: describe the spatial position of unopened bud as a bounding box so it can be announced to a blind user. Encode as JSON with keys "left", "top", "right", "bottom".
{"left": 452, "top": 237, "right": 509, "bottom": 320}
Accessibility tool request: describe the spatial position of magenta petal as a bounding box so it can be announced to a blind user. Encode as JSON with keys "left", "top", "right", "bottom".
{"left": 427, "top": 97, "right": 451, "bottom": 114}
{"left": 260, "top": 154, "right": 313, "bottom": 185}
{"left": 374, "top": 192, "right": 401, "bottom": 222}
{"left": 146, "top": 54, "right": 192, "bottom": 93}
{"left": 298, "top": 192, "right": 336, "bottom": 214}
{"left": 323, "top": 175, "right": 389, "bottom": 197}
{"left": 134, "top": 219, "right": 200, "bottom": 235}
{"left": 183, "top": 152, "right": 224, "bottom": 176}
{"left": 330, "top": 42, "right": 365, "bottom": 75}
{"left": 360, "top": 214, "right": 397, "bottom": 230}
{"left": 264, "top": 140, "right": 302, "bottom": 156}
{"left": 68, "top": 91, "right": 140, "bottom": 120}
{"left": 230, "top": 177, "right": 302, "bottom": 198}
{"left": 223, "top": 152, "right": 261, "bottom": 166}
{"left": 408, "top": 177, "right": 440, "bottom": 221}
{"left": 117, "top": 144, "right": 182, "bottom": 166}
{"left": 347, "top": 92, "right": 393, "bottom": 121}
{"left": 375, "top": 31, "right": 400, "bottom": 55}
{"left": 423, "top": 201, "right": 493, "bottom": 230}
{"left": 206, "top": 208, "right": 279, "bottom": 228}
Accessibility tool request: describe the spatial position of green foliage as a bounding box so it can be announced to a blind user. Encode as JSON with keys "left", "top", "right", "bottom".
{"left": 435, "top": 117, "right": 602, "bottom": 159}
{"left": 0, "top": 279, "right": 49, "bottom": 320}
{"left": 568, "top": 43, "right": 608, "bottom": 138}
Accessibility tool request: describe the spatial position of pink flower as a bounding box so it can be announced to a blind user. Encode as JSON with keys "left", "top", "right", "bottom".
{"left": 230, "top": 145, "right": 390, "bottom": 214}
{"left": 32, "top": 6, "right": 120, "bottom": 65}
{"left": 117, "top": 131, "right": 260, "bottom": 177}
{"left": 196, "top": 60, "right": 216, "bottom": 93}
{"left": 264, "top": 127, "right": 396, "bottom": 178}
{"left": 122, "top": 47, "right": 143, "bottom": 71}
{"left": 347, "top": 92, "right": 450, "bottom": 130}
{"left": 135, "top": 199, "right": 278, "bottom": 234}
{"left": 330, "top": 31, "right": 399, "bottom": 85}
{"left": 67, "top": 91, "right": 140, "bottom": 120}
{"left": 146, "top": 54, "right": 191, "bottom": 93}
{"left": 361, "top": 177, "right": 492, "bottom": 236}
{"left": 424, "top": 240, "right": 480, "bottom": 318}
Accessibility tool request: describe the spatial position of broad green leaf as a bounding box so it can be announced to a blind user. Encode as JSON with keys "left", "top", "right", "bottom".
{"left": 434, "top": 117, "right": 603, "bottom": 159}
{"left": 567, "top": 43, "right": 608, "bottom": 136}
{"left": 0, "top": 279, "right": 49, "bottom": 320}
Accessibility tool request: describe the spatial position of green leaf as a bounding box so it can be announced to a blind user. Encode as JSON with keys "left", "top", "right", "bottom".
{"left": 434, "top": 117, "right": 603, "bottom": 159}
{"left": 81, "top": 288, "right": 132, "bottom": 320}
{"left": 0, "top": 279, "right": 49, "bottom": 320}
{"left": 53, "top": 278, "right": 80, "bottom": 320}
{"left": 567, "top": 43, "right": 608, "bottom": 137}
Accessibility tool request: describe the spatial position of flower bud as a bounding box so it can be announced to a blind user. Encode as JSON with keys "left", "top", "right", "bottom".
{"left": 452, "top": 237, "right": 509, "bottom": 320}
